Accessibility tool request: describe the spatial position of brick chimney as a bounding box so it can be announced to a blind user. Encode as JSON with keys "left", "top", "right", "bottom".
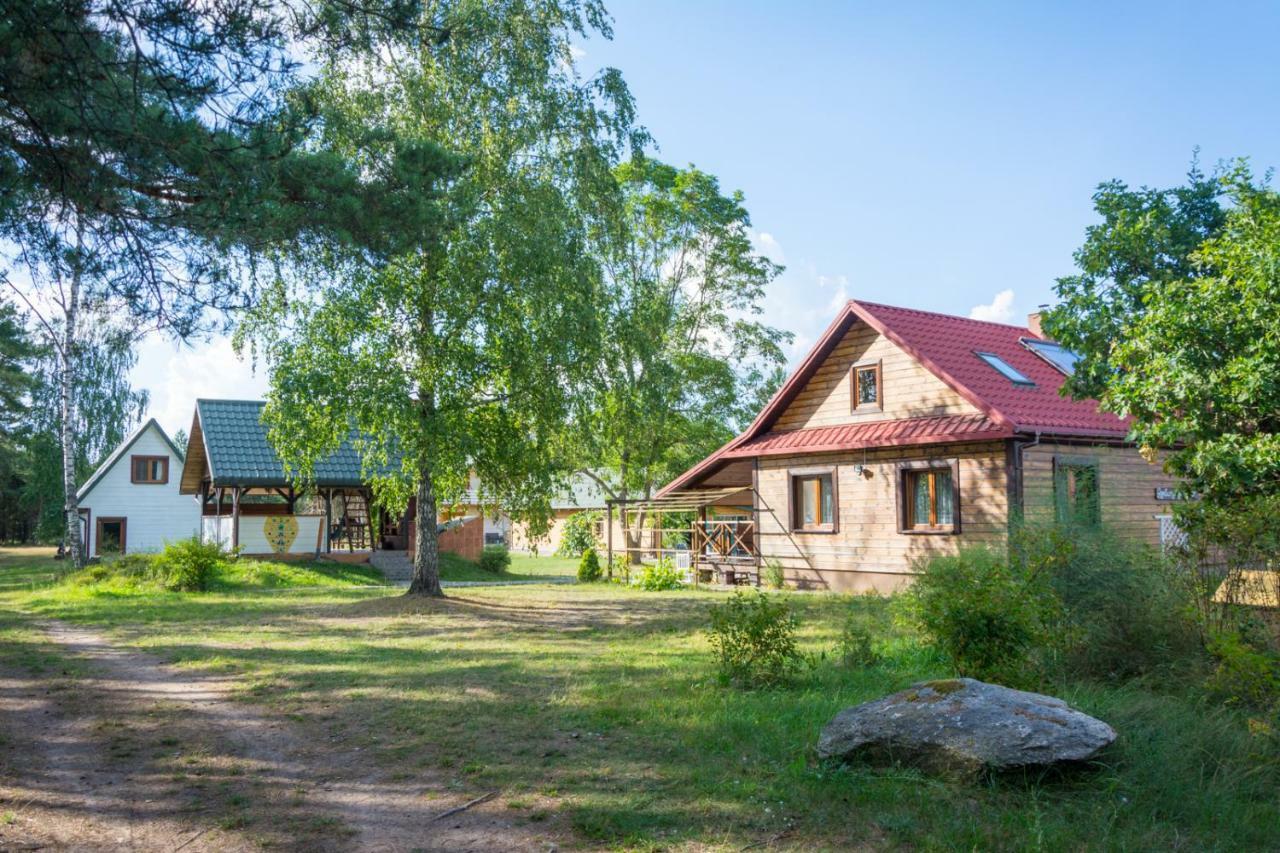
{"left": 1026, "top": 312, "right": 1044, "bottom": 338}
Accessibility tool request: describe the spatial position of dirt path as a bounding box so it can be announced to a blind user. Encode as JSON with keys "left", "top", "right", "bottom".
{"left": 0, "top": 620, "right": 557, "bottom": 851}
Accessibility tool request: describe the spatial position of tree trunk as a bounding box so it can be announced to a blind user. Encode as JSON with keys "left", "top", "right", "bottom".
{"left": 60, "top": 242, "right": 84, "bottom": 569}
{"left": 407, "top": 466, "right": 443, "bottom": 597}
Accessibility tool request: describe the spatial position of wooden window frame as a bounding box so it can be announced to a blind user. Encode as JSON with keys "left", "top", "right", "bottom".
{"left": 850, "top": 359, "right": 883, "bottom": 413}
{"left": 1053, "top": 454, "right": 1100, "bottom": 527}
{"left": 787, "top": 465, "right": 838, "bottom": 534}
{"left": 130, "top": 454, "right": 169, "bottom": 485}
{"left": 896, "top": 459, "right": 961, "bottom": 535}
{"left": 95, "top": 516, "right": 127, "bottom": 556}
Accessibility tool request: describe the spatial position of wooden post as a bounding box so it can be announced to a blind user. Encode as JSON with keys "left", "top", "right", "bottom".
{"left": 231, "top": 486, "right": 242, "bottom": 552}
{"left": 198, "top": 480, "right": 209, "bottom": 542}
{"left": 606, "top": 501, "right": 614, "bottom": 579}
{"left": 697, "top": 505, "right": 707, "bottom": 586}
{"left": 752, "top": 459, "right": 763, "bottom": 587}
{"left": 215, "top": 486, "right": 224, "bottom": 548}
{"left": 323, "top": 489, "right": 332, "bottom": 554}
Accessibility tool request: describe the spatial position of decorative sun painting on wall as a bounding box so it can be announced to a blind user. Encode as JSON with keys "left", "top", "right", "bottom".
{"left": 263, "top": 516, "right": 299, "bottom": 554}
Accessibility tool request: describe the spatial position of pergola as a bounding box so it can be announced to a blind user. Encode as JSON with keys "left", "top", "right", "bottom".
{"left": 178, "top": 399, "right": 378, "bottom": 553}
{"left": 605, "top": 486, "right": 761, "bottom": 585}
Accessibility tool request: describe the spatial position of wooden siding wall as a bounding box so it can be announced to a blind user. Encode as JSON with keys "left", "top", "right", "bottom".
{"left": 755, "top": 441, "right": 1009, "bottom": 593}
{"left": 773, "top": 321, "right": 979, "bottom": 431}
{"left": 1020, "top": 441, "right": 1177, "bottom": 546}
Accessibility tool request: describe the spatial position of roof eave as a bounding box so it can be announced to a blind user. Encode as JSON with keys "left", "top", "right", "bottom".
{"left": 723, "top": 425, "right": 1016, "bottom": 459}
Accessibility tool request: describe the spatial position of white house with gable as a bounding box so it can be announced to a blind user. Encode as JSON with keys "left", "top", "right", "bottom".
{"left": 76, "top": 418, "right": 200, "bottom": 556}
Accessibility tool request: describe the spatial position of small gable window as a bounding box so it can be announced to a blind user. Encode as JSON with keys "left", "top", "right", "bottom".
{"left": 791, "top": 469, "right": 836, "bottom": 532}
{"left": 1054, "top": 455, "right": 1100, "bottom": 526}
{"left": 898, "top": 461, "right": 959, "bottom": 534}
{"left": 851, "top": 361, "right": 882, "bottom": 411}
{"left": 975, "top": 351, "right": 1035, "bottom": 387}
{"left": 131, "top": 455, "right": 168, "bottom": 485}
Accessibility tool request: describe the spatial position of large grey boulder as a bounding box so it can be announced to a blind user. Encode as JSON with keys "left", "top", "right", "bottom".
{"left": 817, "top": 678, "right": 1116, "bottom": 778}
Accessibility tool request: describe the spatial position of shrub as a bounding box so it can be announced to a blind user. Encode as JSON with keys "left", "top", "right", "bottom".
{"left": 1176, "top": 497, "right": 1280, "bottom": 639}
{"left": 1011, "top": 522, "right": 1201, "bottom": 680}
{"left": 1205, "top": 629, "right": 1280, "bottom": 709}
{"left": 904, "top": 545, "right": 1057, "bottom": 684}
{"left": 763, "top": 558, "right": 786, "bottom": 590}
{"left": 153, "top": 537, "right": 229, "bottom": 591}
{"left": 708, "top": 590, "right": 801, "bottom": 687}
{"left": 612, "top": 553, "right": 632, "bottom": 584}
{"left": 636, "top": 556, "right": 682, "bottom": 591}
{"left": 577, "top": 547, "right": 602, "bottom": 583}
{"left": 836, "top": 619, "right": 880, "bottom": 667}
{"left": 479, "top": 544, "right": 511, "bottom": 574}
{"left": 555, "top": 510, "right": 601, "bottom": 558}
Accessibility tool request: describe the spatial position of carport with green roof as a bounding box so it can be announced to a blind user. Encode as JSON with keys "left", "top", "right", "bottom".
{"left": 178, "top": 399, "right": 387, "bottom": 554}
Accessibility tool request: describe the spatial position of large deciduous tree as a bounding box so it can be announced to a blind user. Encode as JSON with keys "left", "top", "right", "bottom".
{"left": 1, "top": 0, "right": 440, "bottom": 565}
{"left": 1042, "top": 160, "right": 1226, "bottom": 400}
{"left": 245, "top": 0, "right": 641, "bottom": 596}
{"left": 1102, "top": 168, "right": 1280, "bottom": 504}
{"left": 572, "top": 159, "right": 788, "bottom": 541}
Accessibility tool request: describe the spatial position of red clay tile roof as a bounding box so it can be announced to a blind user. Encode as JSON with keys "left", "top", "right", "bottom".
{"left": 657, "top": 299, "right": 1133, "bottom": 497}
{"left": 852, "top": 301, "right": 1130, "bottom": 438}
{"left": 721, "top": 414, "right": 1012, "bottom": 459}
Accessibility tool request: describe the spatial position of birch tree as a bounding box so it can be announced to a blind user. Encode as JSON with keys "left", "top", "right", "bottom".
{"left": 246, "top": 0, "right": 641, "bottom": 596}
{"left": 570, "top": 159, "right": 789, "bottom": 546}
{"left": 1, "top": 0, "right": 439, "bottom": 564}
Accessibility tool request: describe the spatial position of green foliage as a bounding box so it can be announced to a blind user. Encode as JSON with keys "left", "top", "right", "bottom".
{"left": 153, "top": 538, "right": 230, "bottom": 592}
{"left": 1205, "top": 629, "right": 1280, "bottom": 709}
{"left": 1051, "top": 164, "right": 1280, "bottom": 504}
{"left": 612, "top": 553, "right": 632, "bottom": 584}
{"left": 1011, "top": 523, "right": 1201, "bottom": 680}
{"left": 577, "top": 548, "right": 602, "bottom": 583}
{"left": 835, "top": 620, "right": 880, "bottom": 668}
{"left": 69, "top": 553, "right": 157, "bottom": 588}
{"left": 904, "top": 546, "right": 1057, "bottom": 684}
{"left": 763, "top": 558, "right": 786, "bottom": 590}
{"left": 1044, "top": 160, "right": 1227, "bottom": 401}
{"left": 707, "top": 590, "right": 801, "bottom": 687}
{"left": 556, "top": 511, "right": 600, "bottom": 558}
{"left": 246, "top": 0, "right": 642, "bottom": 596}
{"left": 569, "top": 158, "right": 790, "bottom": 507}
{"left": 635, "top": 556, "right": 683, "bottom": 591}
{"left": 478, "top": 545, "right": 511, "bottom": 575}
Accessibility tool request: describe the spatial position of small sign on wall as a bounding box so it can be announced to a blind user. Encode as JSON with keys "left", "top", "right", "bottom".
{"left": 1154, "top": 487, "right": 1181, "bottom": 502}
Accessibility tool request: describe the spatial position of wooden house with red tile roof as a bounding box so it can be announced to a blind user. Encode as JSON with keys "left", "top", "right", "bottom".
{"left": 626, "top": 300, "right": 1179, "bottom": 592}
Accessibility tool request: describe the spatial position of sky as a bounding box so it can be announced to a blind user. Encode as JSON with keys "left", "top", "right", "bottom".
{"left": 131, "top": 0, "right": 1280, "bottom": 435}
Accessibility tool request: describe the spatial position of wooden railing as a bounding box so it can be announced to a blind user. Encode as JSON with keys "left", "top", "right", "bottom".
{"left": 692, "top": 519, "right": 757, "bottom": 561}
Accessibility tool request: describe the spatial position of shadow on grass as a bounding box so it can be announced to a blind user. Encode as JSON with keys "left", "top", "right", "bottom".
{"left": 7, "top": 584, "right": 1280, "bottom": 850}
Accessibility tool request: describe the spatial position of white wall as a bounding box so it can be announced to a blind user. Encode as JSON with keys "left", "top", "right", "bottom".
{"left": 237, "top": 514, "right": 323, "bottom": 555}
{"left": 80, "top": 425, "right": 200, "bottom": 555}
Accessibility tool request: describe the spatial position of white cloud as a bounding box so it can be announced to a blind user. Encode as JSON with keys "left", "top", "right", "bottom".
{"left": 569, "top": 44, "right": 587, "bottom": 61}
{"left": 751, "top": 230, "right": 786, "bottom": 265}
{"left": 968, "top": 289, "right": 1016, "bottom": 324}
{"left": 129, "top": 334, "right": 271, "bottom": 436}
{"left": 758, "top": 259, "right": 854, "bottom": 366}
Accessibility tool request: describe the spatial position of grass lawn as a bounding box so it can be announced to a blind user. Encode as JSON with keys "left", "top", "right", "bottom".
{"left": 507, "top": 552, "right": 578, "bottom": 578}
{"left": 2, "top": 546, "right": 1278, "bottom": 850}
{"left": 435, "top": 551, "right": 577, "bottom": 583}
{"left": 0, "top": 545, "right": 66, "bottom": 590}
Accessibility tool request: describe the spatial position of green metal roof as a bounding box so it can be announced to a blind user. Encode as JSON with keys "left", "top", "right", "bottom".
{"left": 197, "top": 399, "right": 371, "bottom": 487}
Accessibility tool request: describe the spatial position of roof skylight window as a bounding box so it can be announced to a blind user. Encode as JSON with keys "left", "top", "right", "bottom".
{"left": 1021, "top": 338, "right": 1079, "bottom": 376}
{"left": 975, "top": 352, "right": 1035, "bottom": 387}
